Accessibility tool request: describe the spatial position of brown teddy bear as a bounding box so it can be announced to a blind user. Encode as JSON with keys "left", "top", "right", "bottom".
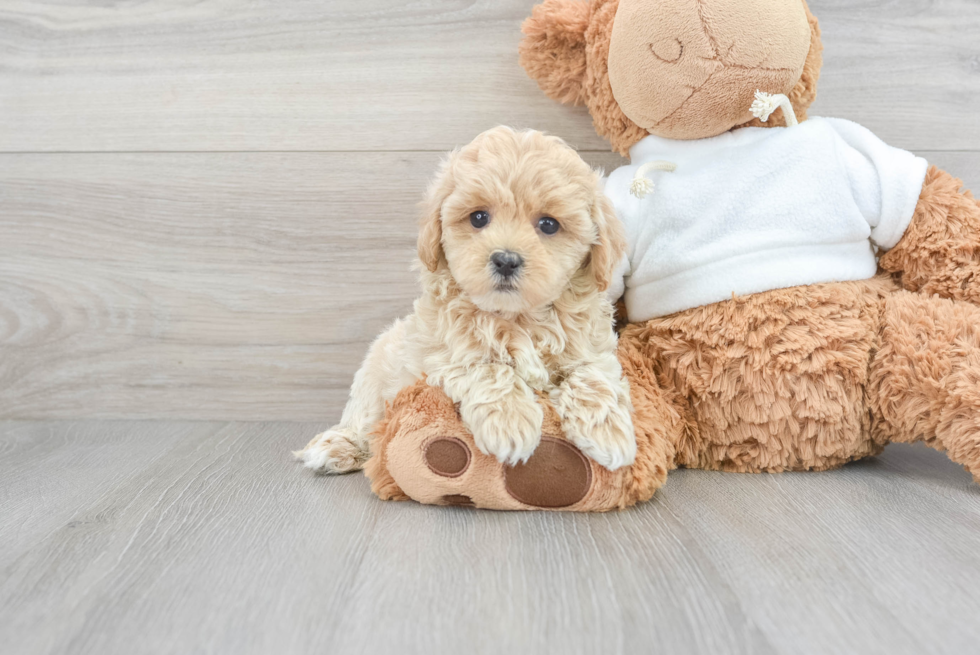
{"left": 362, "top": 0, "right": 980, "bottom": 511}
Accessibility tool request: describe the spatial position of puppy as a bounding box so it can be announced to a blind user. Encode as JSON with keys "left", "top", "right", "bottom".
{"left": 297, "top": 126, "right": 635, "bottom": 474}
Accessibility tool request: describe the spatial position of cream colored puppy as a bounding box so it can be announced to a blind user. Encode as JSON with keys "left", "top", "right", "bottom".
{"left": 297, "top": 127, "right": 635, "bottom": 473}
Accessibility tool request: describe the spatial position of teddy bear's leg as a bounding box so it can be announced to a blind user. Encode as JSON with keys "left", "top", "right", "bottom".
{"left": 879, "top": 166, "right": 980, "bottom": 304}
{"left": 364, "top": 339, "right": 684, "bottom": 511}
{"left": 367, "top": 381, "right": 606, "bottom": 510}
{"left": 869, "top": 290, "right": 980, "bottom": 482}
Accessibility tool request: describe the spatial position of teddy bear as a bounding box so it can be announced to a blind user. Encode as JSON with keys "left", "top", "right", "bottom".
{"left": 360, "top": 0, "right": 980, "bottom": 511}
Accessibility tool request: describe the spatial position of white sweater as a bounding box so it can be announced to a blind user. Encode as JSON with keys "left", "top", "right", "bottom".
{"left": 605, "top": 117, "right": 929, "bottom": 321}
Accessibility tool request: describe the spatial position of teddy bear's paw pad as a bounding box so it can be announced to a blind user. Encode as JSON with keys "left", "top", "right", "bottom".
{"left": 424, "top": 437, "right": 471, "bottom": 478}
{"left": 504, "top": 437, "right": 592, "bottom": 508}
{"left": 439, "top": 494, "right": 476, "bottom": 508}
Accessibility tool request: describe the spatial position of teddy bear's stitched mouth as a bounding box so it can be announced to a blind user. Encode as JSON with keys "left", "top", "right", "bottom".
{"left": 649, "top": 62, "right": 797, "bottom": 131}
{"left": 651, "top": 79, "right": 704, "bottom": 129}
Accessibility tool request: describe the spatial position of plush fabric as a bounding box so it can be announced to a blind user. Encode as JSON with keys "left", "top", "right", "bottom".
{"left": 880, "top": 166, "right": 980, "bottom": 304}
{"left": 607, "top": 0, "right": 812, "bottom": 139}
{"left": 604, "top": 117, "right": 929, "bottom": 320}
{"left": 360, "top": 0, "right": 980, "bottom": 510}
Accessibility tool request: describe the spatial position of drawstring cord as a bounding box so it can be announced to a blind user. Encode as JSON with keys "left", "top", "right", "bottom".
{"left": 630, "top": 160, "right": 677, "bottom": 199}
{"left": 750, "top": 90, "right": 799, "bottom": 127}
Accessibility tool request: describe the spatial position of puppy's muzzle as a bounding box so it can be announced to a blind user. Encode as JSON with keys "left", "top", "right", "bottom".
{"left": 491, "top": 250, "right": 524, "bottom": 280}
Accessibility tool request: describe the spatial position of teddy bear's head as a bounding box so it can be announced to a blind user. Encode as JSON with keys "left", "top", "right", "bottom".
{"left": 520, "top": 0, "right": 823, "bottom": 155}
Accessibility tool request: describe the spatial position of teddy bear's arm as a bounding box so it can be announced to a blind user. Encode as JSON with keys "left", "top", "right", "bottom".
{"left": 879, "top": 166, "right": 980, "bottom": 304}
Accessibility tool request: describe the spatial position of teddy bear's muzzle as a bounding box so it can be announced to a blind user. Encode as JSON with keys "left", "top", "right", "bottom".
{"left": 607, "top": 0, "right": 813, "bottom": 140}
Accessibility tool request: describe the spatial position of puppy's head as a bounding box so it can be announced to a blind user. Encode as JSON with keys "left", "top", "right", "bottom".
{"left": 418, "top": 126, "right": 624, "bottom": 315}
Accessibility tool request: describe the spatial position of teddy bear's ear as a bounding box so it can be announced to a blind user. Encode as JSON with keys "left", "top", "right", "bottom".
{"left": 789, "top": 0, "right": 824, "bottom": 121}
{"left": 519, "top": 0, "right": 591, "bottom": 106}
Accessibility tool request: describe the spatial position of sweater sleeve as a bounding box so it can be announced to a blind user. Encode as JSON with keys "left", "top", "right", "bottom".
{"left": 607, "top": 252, "right": 630, "bottom": 303}
{"left": 825, "top": 117, "right": 929, "bottom": 251}
{"left": 601, "top": 168, "right": 635, "bottom": 303}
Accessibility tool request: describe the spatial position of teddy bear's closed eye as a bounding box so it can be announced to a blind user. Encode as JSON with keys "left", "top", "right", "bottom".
{"left": 649, "top": 38, "right": 683, "bottom": 64}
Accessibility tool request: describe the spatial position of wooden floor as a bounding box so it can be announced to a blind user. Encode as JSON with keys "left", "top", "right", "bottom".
{"left": 1, "top": 421, "right": 979, "bottom": 655}
{"left": 3, "top": 0, "right": 980, "bottom": 653}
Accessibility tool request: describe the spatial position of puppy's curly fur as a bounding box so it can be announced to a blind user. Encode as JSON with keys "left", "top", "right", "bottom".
{"left": 297, "top": 126, "right": 634, "bottom": 473}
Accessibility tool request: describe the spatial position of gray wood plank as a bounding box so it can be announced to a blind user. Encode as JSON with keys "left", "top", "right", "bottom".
{"left": 0, "top": 421, "right": 380, "bottom": 655}
{"left": 1, "top": 0, "right": 978, "bottom": 153}
{"left": 0, "top": 150, "right": 624, "bottom": 421}
{"left": 918, "top": 151, "right": 980, "bottom": 192}
{"left": 1, "top": 421, "right": 978, "bottom": 655}
{"left": 661, "top": 445, "right": 980, "bottom": 655}
{"left": 0, "top": 420, "right": 219, "bottom": 568}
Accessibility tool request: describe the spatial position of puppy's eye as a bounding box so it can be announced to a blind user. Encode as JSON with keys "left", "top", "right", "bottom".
{"left": 470, "top": 211, "right": 490, "bottom": 229}
{"left": 537, "top": 217, "right": 560, "bottom": 235}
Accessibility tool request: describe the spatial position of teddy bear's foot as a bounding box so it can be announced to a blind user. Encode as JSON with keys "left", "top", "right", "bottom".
{"left": 871, "top": 291, "right": 980, "bottom": 485}
{"left": 367, "top": 380, "right": 671, "bottom": 511}
{"left": 295, "top": 427, "right": 369, "bottom": 474}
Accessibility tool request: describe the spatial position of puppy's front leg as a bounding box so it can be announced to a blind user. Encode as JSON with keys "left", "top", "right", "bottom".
{"left": 440, "top": 363, "right": 544, "bottom": 466}
{"left": 553, "top": 356, "right": 636, "bottom": 471}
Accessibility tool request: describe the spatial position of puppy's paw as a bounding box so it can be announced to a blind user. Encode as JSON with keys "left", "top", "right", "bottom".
{"left": 294, "top": 427, "right": 369, "bottom": 475}
{"left": 571, "top": 407, "right": 636, "bottom": 471}
{"left": 467, "top": 395, "right": 544, "bottom": 467}
{"left": 554, "top": 376, "right": 636, "bottom": 471}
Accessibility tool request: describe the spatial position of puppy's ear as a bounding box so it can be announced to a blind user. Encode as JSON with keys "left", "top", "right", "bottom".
{"left": 418, "top": 152, "right": 457, "bottom": 272}
{"left": 519, "top": 0, "right": 591, "bottom": 106}
{"left": 588, "top": 191, "right": 626, "bottom": 292}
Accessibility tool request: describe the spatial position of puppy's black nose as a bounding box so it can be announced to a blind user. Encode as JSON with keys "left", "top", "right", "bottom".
{"left": 491, "top": 250, "right": 523, "bottom": 278}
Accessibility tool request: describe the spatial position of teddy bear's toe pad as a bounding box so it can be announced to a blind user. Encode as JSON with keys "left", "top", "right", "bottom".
{"left": 424, "top": 437, "right": 471, "bottom": 478}
{"left": 504, "top": 437, "right": 592, "bottom": 508}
